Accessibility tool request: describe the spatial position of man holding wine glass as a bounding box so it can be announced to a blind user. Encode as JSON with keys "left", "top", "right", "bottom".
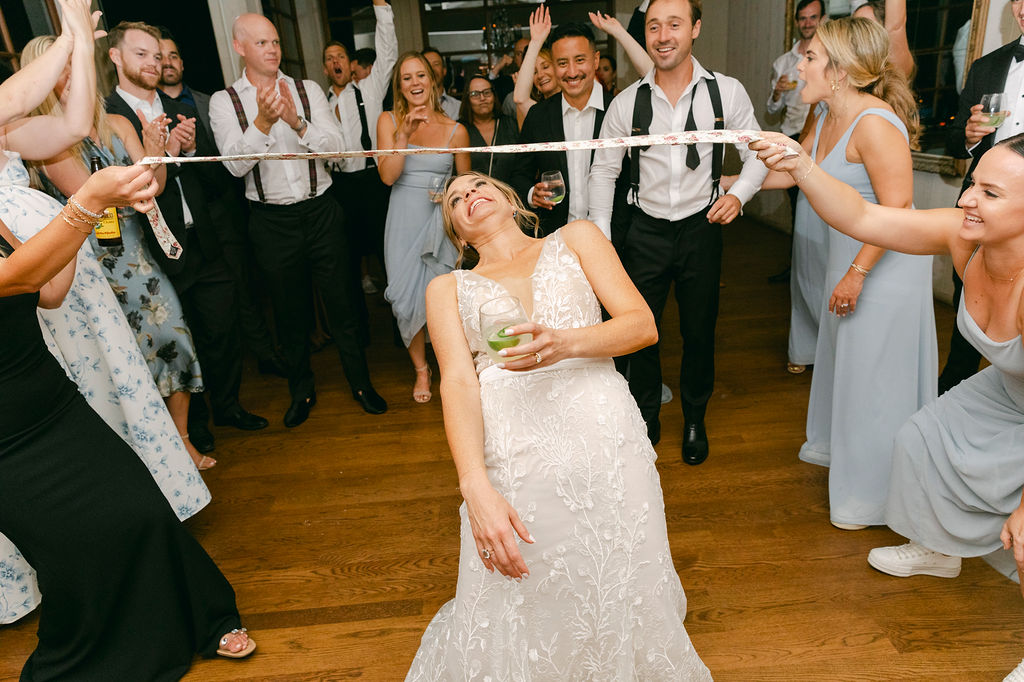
{"left": 940, "top": 0, "right": 1024, "bottom": 395}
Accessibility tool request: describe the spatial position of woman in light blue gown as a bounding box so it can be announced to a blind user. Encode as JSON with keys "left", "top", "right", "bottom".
{"left": 751, "top": 18, "right": 936, "bottom": 529}
{"left": 377, "top": 51, "right": 470, "bottom": 403}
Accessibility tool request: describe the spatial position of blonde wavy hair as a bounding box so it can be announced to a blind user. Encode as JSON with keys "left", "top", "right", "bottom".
{"left": 440, "top": 171, "right": 539, "bottom": 268}
{"left": 20, "top": 35, "right": 115, "bottom": 173}
{"left": 816, "top": 17, "right": 920, "bottom": 148}
{"left": 391, "top": 51, "right": 443, "bottom": 139}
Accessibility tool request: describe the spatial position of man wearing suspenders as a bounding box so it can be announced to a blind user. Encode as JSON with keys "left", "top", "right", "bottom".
{"left": 589, "top": 0, "right": 767, "bottom": 464}
{"left": 210, "top": 13, "right": 387, "bottom": 428}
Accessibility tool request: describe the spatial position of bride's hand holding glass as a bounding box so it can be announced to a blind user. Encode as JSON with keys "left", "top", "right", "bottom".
{"left": 494, "top": 320, "right": 567, "bottom": 371}
{"left": 459, "top": 472, "right": 534, "bottom": 579}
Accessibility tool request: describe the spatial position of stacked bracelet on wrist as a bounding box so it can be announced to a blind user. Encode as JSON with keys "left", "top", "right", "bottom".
{"left": 849, "top": 263, "right": 871, "bottom": 277}
{"left": 68, "top": 195, "right": 104, "bottom": 220}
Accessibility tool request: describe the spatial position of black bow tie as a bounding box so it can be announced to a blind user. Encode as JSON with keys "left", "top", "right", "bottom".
{"left": 1014, "top": 42, "right": 1024, "bottom": 63}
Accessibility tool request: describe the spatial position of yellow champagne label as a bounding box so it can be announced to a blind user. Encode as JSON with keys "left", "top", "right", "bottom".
{"left": 94, "top": 208, "right": 121, "bottom": 241}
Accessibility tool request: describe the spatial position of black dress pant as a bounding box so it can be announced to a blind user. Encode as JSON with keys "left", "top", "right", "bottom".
{"left": 618, "top": 206, "right": 722, "bottom": 439}
{"left": 938, "top": 270, "right": 982, "bottom": 394}
{"left": 248, "top": 192, "right": 371, "bottom": 400}
{"left": 171, "top": 232, "right": 244, "bottom": 420}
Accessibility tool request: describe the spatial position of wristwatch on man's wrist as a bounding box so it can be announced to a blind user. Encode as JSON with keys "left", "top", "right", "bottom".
{"left": 292, "top": 116, "right": 308, "bottom": 134}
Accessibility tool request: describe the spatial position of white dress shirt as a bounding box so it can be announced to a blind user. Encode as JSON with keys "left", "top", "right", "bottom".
{"left": 562, "top": 85, "right": 605, "bottom": 222}
{"left": 996, "top": 37, "right": 1024, "bottom": 144}
{"left": 440, "top": 92, "right": 461, "bottom": 120}
{"left": 766, "top": 43, "right": 810, "bottom": 137}
{"left": 589, "top": 60, "right": 768, "bottom": 239}
{"left": 115, "top": 86, "right": 194, "bottom": 226}
{"left": 209, "top": 70, "right": 345, "bottom": 205}
{"left": 326, "top": 3, "right": 397, "bottom": 173}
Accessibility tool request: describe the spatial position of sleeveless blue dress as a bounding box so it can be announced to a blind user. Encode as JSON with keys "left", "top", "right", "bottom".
{"left": 797, "top": 108, "right": 938, "bottom": 527}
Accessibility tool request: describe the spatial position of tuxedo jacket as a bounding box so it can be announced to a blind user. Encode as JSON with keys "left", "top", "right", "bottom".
{"left": 510, "top": 89, "right": 614, "bottom": 236}
{"left": 947, "top": 39, "right": 1020, "bottom": 195}
{"left": 106, "top": 90, "right": 227, "bottom": 280}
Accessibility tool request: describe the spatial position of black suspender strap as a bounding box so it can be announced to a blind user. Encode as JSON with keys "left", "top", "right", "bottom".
{"left": 629, "top": 82, "right": 653, "bottom": 204}
{"left": 293, "top": 79, "right": 318, "bottom": 198}
{"left": 705, "top": 76, "right": 725, "bottom": 202}
{"left": 630, "top": 76, "right": 726, "bottom": 205}
{"left": 225, "top": 85, "right": 266, "bottom": 203}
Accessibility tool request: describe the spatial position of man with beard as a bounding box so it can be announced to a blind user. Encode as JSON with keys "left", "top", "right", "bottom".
{"left": 588, "top": 0, "right": 767, "bottom": 464}
{"left": 210, "top": 13, "right": 387, "bottom": 427}
{"left": 509, "top": 21, "right": 614, "bottom": 237}
{"left": 158, "top": 30, "right": 288, "bottom": 410}
{"left": 323, "top": 0, "right": 395, "bottom": 306}
{"left": 105, "top": 21, "right": 268, "bottom": 447}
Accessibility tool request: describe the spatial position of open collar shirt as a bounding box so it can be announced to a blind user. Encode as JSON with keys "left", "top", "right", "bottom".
{"left": 588, "top": 58, "right": 767, "bottom": 238}
{"left": 209, "top": 70, "right": 345, "bottom": 205}
{"left": 561, "top": 84, "right": 605, "bottom": 223}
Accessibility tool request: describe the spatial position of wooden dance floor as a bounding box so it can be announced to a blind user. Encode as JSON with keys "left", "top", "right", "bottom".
{"left": 1, "top": 218, "right": 1019, "bottom": 680}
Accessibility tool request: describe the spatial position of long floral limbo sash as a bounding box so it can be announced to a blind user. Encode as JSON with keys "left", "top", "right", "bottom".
{"left": 138, "top": 130, "right": 796, "bottom": 258}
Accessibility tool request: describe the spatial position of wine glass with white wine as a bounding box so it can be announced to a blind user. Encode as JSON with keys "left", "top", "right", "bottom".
{"left": 980, "top": 93, "right": 1010, "bottom": 129}
{"left": 479, "top": 295, "right": 533, "bottom": 364}
{"left": 541, "top": 170, "right": 565, "bottom": 205}
{"left": 428, "top": 174, "right": 447, "bottom": 204}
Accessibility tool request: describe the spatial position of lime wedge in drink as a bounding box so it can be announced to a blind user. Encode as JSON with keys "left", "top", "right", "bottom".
{"left": 487, "top": 326, "right": 521, "bottom": 351}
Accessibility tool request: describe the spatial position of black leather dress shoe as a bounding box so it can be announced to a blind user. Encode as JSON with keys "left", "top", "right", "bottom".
{"left": 767, "top": 266, "right": 791, "bottom": 283}
{"left": 284, "top": 394, "right": 316, "bottom": 428}
{"left": 188, "top": 423, "right": 216, "bottom": 454}
{"left": 214, "top": 407, "right": 269, "bottom": 431}
{"left": 352, "top": 387, "right": 387, "bottom": 415}
{"left": 257, "top": 354, "right": 288, "bottom": 379}
{"left": 647, "top": 420, "right": 661, "bottom": 447}
{"left": 682, "top": 420, "right": 709, "bottom": 466}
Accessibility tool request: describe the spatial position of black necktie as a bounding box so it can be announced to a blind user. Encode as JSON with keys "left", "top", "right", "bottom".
{"left": 1014, "top": 42, "right": 1024, "bottom": 63}
{"left": 684, "top": 89, "right": 700, "bottom": 170}
{"left": 354, "top": 86, "right": 375, "bottom": 168}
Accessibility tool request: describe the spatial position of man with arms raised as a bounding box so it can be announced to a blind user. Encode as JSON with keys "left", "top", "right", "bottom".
{"left": 210, "top": 13, "right": 387, "bottom": 427}
{"left": 323, "top": 0, "right": 396, "bottom": 304}
{"left": 589, "top": 0, "right": 767, "bottom": 464}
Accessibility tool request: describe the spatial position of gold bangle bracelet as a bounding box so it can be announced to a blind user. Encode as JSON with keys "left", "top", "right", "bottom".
{"left": 849, "top": 263, "right": 871, "bottom": 277}
{"left": 794, "top": 158, "right": 815, "bottom": 184}
{"left": 60, "top": 210, "right": 96, "bottom": 235}
{"left": 64, "top": 201, "right": 97, "bottom": 223}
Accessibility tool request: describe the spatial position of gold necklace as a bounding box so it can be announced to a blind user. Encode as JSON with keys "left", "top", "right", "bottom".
{"left": 982, "top": 250, "right": 1024, "bottom": 283}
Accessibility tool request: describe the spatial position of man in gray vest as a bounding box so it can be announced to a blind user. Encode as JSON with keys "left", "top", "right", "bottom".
{"left": 589, "top": 0, "right": 766, "bottom": 464}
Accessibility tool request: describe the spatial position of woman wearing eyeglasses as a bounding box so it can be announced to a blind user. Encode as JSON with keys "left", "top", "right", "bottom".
{"left": 458, "top": 75, "right": 519, "bottom": 186}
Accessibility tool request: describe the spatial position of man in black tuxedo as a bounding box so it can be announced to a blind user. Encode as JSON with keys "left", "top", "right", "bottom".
{"left": 105, "top": 21, "right": 267, "bottom": 449}
{"left": 509, "top": 22, "right": 615, "bottom": 237}
{"left": 158, "top": 30, "right": 286, "bottom": 382}
{"left": 943, "top": 4, "right": 1024, "bottom": 394}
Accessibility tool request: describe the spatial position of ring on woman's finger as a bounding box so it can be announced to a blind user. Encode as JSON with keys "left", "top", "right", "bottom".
{"left": 481, "top": 548, "right": 492, "bottom": 559}
{"left": 533, "top": 352, "right": 542, "bottom": 364}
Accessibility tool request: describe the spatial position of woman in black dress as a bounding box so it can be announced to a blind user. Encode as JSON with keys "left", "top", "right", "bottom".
{"left": 458, "top": 75, "right": 519, "bottom": 185}
{"left": 0, "top": 2, "right": 255, "bottom": 678}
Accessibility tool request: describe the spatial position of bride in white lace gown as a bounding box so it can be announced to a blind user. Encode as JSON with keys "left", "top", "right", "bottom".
{"left": 406, "top": 172, "right": 711, "bottom": 680}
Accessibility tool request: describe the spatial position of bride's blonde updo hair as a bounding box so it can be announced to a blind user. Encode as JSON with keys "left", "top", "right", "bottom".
{"left": 440, "top": 171, "right": 538, "bottom": 267}
{"left": 816, "top": 16, "right": 920, "bottom": 148}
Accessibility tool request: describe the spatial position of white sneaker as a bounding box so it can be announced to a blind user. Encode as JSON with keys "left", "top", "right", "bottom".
{"left": 660, "top": 383, "right": 672, "bottom": 404}
{"left": 867, "top": 541, "right": 962, "bottom": 578}
{"left": 832, "top": 521, "right": 868, "bottom": 531}
{"left": 361, "top": 275, "right": 379, "bottom": 294}
{"left": 1004, "top": 658, "right": 1024, "bottom": 682}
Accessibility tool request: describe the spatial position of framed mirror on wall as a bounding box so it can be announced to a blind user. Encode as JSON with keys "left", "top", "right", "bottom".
{"left": 784, "top": 0, "right": 992, "bottom": 172}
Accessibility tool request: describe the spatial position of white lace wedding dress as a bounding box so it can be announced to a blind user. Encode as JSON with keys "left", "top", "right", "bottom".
{"left": 406, "top": 230, "right": 712, "bottom": 681}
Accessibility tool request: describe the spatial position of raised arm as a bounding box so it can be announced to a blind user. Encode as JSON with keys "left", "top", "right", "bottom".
{"left": 2, "top": 0, "right": 100, "bottom": 159}
{"left": 751, "top": 131, "right": 960, "bottom": 256}
{"left": 425, "top": 274, "right": 533, "bottom": 580}
{"left": 363, "top": 0, "right": 398, "bottom": 103}
{"left": 513, "top": 5, "right": 551, "bottom": 127}
{"left": 497, "top": 221, "right": 657, "bottom": 371}
{"left": 885, "top": 0, "right": 915, "bottom": 79}
{"left": 588, "top": 11, "right": 653, "bottom": 77}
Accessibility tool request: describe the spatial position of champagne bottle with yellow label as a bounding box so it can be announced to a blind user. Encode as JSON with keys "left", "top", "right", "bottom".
{"left": 90, "top": 156, "right": 123, "bottom": 247}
